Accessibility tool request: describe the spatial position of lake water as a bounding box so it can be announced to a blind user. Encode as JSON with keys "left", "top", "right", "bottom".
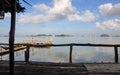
{"left": 0, "top": 36, "right": 120, "bottom": 63}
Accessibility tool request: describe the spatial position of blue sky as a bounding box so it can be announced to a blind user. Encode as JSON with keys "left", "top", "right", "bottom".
{"left": 0, "top": 0, "right": 120, "bottom": 36}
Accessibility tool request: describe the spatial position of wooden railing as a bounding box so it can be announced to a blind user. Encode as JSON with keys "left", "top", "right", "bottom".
{"left": 0, "top": 43, "right": 120, "bottom": 63}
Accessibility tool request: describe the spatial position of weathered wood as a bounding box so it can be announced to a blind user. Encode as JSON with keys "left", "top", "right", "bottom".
{"left": 25, "top": 45, "right": 30, "bottom": 62}
{"left": 69, "top": 45, "right": 73, "bottom": 63}
{"left": 0, "top": 43, "right": 120, "bottom": 47}
{"left": 32, "top": 43, "right": 120, "bottom": 47}
{"left": 1, "top": 61, "right": 120, "bottom": 75}
{"left": 0, "top": 61, "right": 88, "bottom": 75}
{"left": 114, "top": 46, "right": 118, "bottom": 63}
{"left": 0, "top": 46, "right": 26, "bottom": 56}
{"left": 9, "top": 0, "right": 16, "bottom": 75}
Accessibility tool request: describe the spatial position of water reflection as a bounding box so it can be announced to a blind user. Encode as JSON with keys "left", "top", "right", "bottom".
{"left": 29, "top": 47, "right": 69, "bottom": 62}
{"left": 0, "top": 36, "right": 120, "bottom": 63}
{"left": 0, "top": 46, "right": 119, "bottom": 63}
{"left": 73, "top": 46, "right": 114, "bottom": 63}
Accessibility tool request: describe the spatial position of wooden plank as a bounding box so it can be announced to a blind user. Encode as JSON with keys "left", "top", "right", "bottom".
{"left": 0, "top": 61, "right": 88, "bottom": 75}
{"left": 0, "top": 62, "right": 120, "bottom": 75}
{"left": 85, "top": 64, "right": 120, "bottom": 74}
{"left": 0, "top": 43, "right": 120, "bottom": 47}
{"left": 0, "top": 46, "right": 26, "bottom": 55}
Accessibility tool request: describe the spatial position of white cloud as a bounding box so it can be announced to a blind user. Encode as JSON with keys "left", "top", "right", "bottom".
{"left": 33, "top": 4, "right": 50, "bottom": 12}
{"left": 18, "top": 13, "right": 62, "bottom": 25}
{"left": 46, "top": 0, "right": 76, "bottom": 15}
{"left": 96, "top": 19, "right": 120, "bottom": 30}
{"left": 67, "top": 10, "right": 96, "bottom": 22}
{"left": 99, "top": 3, "right": 120, "bottom": 17}
{"left": 5, "top": 13, "right": 11, "bottom": 18}
{"left": 18, "top": 0, "right": 96, "bottom": 24}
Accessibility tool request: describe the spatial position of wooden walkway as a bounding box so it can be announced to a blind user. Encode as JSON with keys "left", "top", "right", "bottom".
{"left": 0, "top": 46, "right": 26, "bottom": 55}
{"left": 0, "top": 61, "right": 120, "bottom": 75}
{"left": 17, "top": 41, "right": 52, "bottom": 45}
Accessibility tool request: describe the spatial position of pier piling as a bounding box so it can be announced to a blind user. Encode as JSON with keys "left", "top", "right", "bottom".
{"left": 25, "top": 45, "right": 30, "bottom": 62}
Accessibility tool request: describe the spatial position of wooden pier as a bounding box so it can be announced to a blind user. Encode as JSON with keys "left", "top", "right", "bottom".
{"left": 0, "top": 43, "right": 120, "bottom": 75}
{"left": 0, "top": 46, "right": 26, "bottom": 55}
{"left": 17, "top": 41, "right": 52, "bottom": 48}
{"left": 17, "top": 40, "right": 52, "bottom": 45}
{"left": 0, "top": 40, "right": 52, "bottom": 56}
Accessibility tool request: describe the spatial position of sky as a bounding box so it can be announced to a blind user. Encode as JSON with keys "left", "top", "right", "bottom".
{"left": 0, "top": 0, "right": 120, "bottom": 36}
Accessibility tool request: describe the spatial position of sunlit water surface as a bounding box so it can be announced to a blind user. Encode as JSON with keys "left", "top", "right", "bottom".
{"left": 0, "top": 36, "right": 120, "bottom": 63}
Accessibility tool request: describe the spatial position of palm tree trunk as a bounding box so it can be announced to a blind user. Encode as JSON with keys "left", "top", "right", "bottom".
{"left": 9, "top": 0, "right": 16, "bottom": 75}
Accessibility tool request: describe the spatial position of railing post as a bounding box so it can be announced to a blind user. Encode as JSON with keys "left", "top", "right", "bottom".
{"left": 25, "top": 45, "right": 30, "bottom": 62}
{"left": 114, "top": 46, "right": 118, "bottom": 63}
{"left": 69, "top": 44, "right": 73, "bottom": 63}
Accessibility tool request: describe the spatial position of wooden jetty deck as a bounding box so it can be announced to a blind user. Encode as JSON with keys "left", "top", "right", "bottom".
{"left": 16, "top": 41, "right": 52, "bottom": 48}
{"left": 17, "top": 40, "right": 52, "bottom": 45}
{"left": 0, "top": 61, "right": 120, "bottom": 75}
{"left": 0, "top": 46, "right": 26, "bottom": 55}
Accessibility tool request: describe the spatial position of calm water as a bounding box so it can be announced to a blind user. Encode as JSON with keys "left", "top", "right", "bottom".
{"left": 0, "top": 36, "right": 120, "bottom": 63}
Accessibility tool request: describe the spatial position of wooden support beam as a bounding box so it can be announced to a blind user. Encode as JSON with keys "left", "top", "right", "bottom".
{"left": 0, "top": 43, "right": 120, "bottom": 47}
{"left": 114, "top": 46, "right": 118, "bottom": 63}
{"left": 9, "top": 0, "right": 16, "bottom": 75}
{"left": 25, "top": 45, "right": 30, "bottom": 62}
{"left": 69, "top": 45, "right": 73, "bottom": 63}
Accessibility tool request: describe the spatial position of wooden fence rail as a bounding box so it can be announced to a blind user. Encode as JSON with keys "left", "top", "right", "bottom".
{"left": 0, "top": 43, "right": 120, "bottom": 63}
